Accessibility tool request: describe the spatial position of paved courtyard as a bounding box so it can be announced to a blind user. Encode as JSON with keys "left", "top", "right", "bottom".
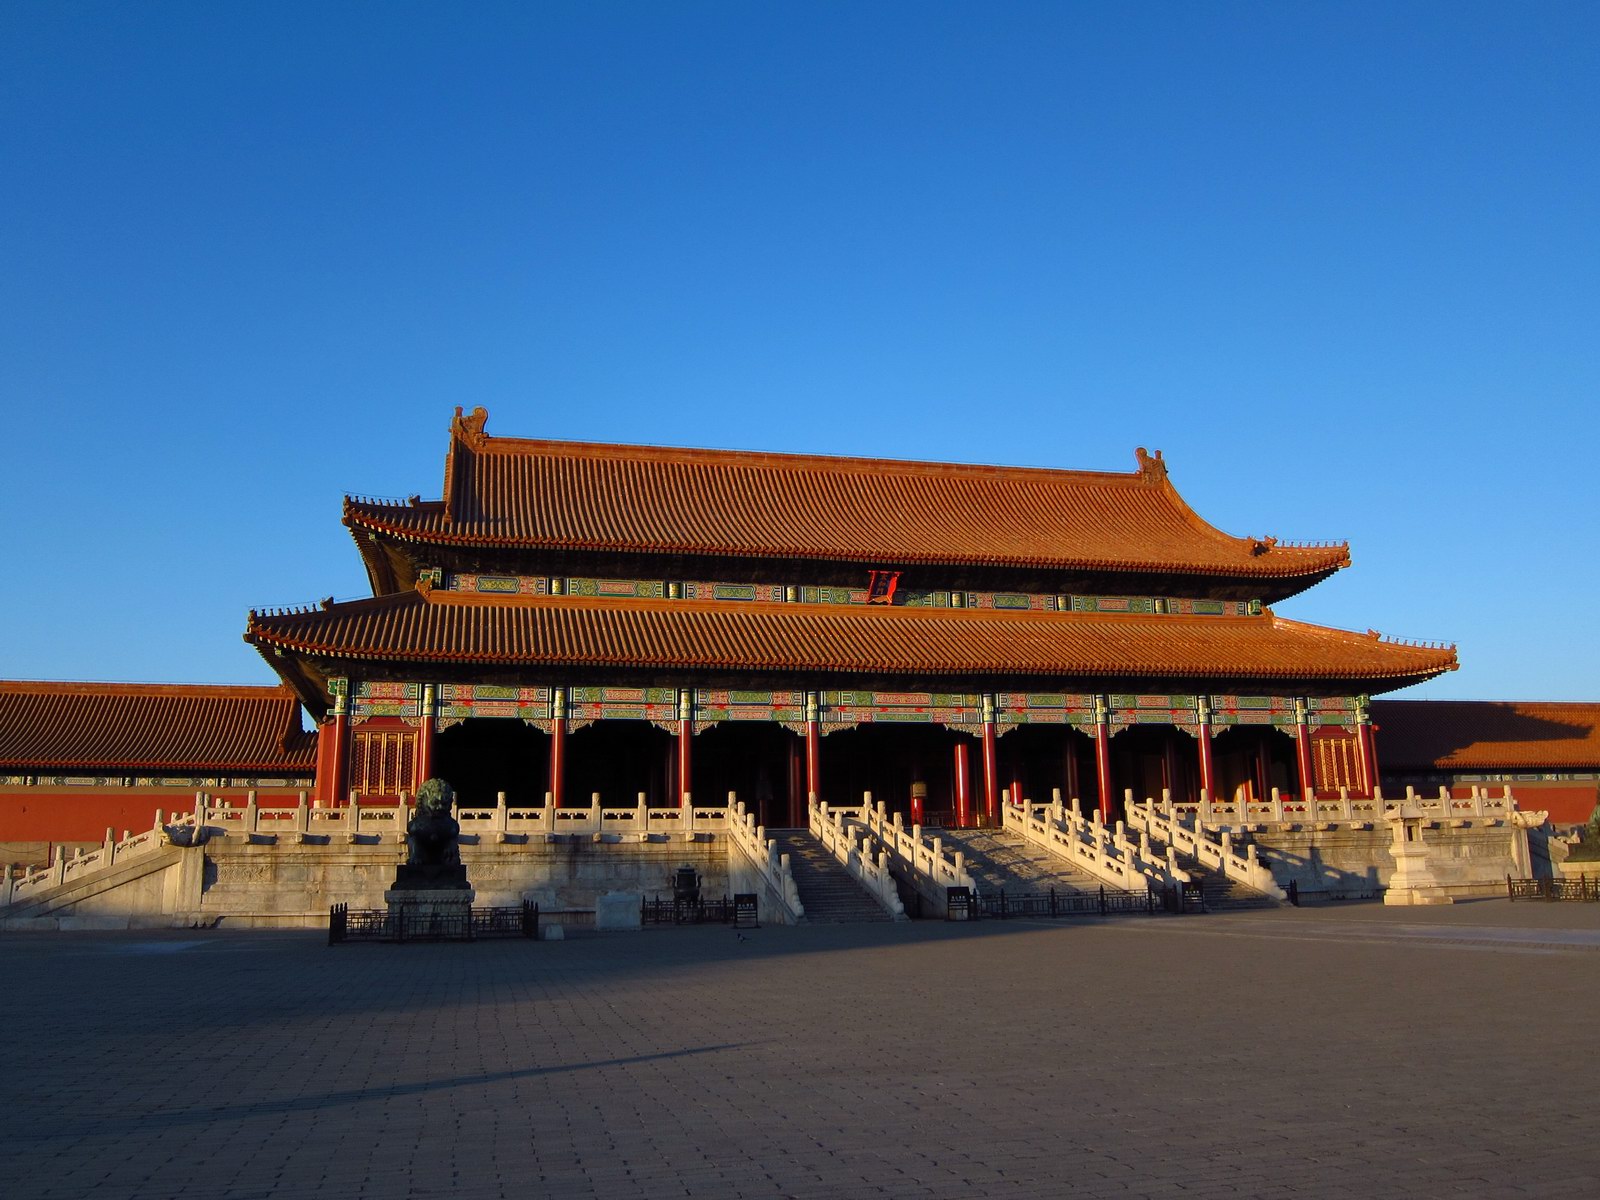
{"left": 3, "top": 901, "right": 1598, "bottom": 1199}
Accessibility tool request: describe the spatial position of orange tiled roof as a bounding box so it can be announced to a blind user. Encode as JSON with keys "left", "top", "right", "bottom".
{"left": 343, "top": 408, "right": 1350, "bottom": 587}
{"left": 246, "top": 590, "right": 1456, "bottom": 688}
{"left": 0, "top": 681, "right": 317, "bottom": 772}
{"left": 1372, "top": 700, "right": 1600, "bottom": 771}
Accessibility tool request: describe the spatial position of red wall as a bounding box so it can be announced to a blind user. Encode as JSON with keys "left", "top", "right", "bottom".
{"left": 0, "top": 787, "right": 311, "bottom": 847}
{"left": 1443, "top": 781, "right": 1599, "bottom": 826}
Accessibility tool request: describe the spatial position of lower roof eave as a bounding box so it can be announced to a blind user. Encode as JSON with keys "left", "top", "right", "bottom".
{"left": 252, "top": 643, "right": 1451, "bottom": 702}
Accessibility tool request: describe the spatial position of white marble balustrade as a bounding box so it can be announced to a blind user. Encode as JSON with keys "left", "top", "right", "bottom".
{"left": 1123, "top": 797, "right": 1285, "bottom": 899}
{"left": 1004, "top": 792, "right": 1186, "bottom": 893}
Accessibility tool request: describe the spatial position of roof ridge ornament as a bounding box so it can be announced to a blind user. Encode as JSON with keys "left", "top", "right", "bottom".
{"left": 453, "top": 405, "right": 490, "bottom": 445}
{"left": 1134, "top": 447, "right": 1167, "bottom": 479}
{"left": 443, "top": 407, "right": 490, "bottom": 527}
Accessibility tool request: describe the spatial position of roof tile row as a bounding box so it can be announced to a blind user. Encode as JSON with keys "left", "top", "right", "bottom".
{"left": 0, "top": 682, "right": 317, "bottom": 772}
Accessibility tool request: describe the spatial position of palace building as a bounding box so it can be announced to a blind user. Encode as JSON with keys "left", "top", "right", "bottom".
{"left": 235, "top": 406, "right": 1456, "bottom": 831}
{"left": 14, "top": 408, "right": 1597, "bottom": 926}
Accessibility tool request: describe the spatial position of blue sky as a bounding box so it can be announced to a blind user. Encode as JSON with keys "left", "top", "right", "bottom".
{"left": 2, "top": 2, "right": 1595, "bottom": 700}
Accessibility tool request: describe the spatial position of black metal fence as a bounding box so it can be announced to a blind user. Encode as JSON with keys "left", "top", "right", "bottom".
{"left": 328, "top": 900, "right": 540, "bottom": 944}
{"left": 1507, "top": 876, "right": 1600, "bottom": 902}
{"left": 946, "top": 884, "right": 1194, "bottom": 920}
{"left": 641, "top": 895, "right": 741, "bottom": 925}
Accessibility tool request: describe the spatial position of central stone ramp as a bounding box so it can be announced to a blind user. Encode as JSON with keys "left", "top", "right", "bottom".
{"left": 767, "top": 830, "right": 895, "bottom": 923}
{"left": 936, "top": 826, "right": 1102, "bottom": 896}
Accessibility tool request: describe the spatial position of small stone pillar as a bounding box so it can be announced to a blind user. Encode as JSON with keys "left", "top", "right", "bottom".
{"left": 1383, "top": 802, "right": 1453, "bottom": 906}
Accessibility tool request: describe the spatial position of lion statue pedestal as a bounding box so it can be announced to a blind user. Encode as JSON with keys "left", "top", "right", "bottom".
{"left": 384, "top": 778, "right": 475, "bottom": 934}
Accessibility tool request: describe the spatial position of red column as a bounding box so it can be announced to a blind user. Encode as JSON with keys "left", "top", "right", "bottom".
{"left": 313, "top": 720, "right": 341, "bottom": 807}
{"left": 981, "top": 696, "right": 999, "bottom": 825}
{"left": 414, "top": 683, "right": 436, "bottom": 789}
{"left": 1355, "top": 703, "right": 1379, "bottom": 797}
{"left": 1253, "top": 738, "right": 1272, "bottom": 804}
{"left": 953, "top": 740, "right": 972, "bottom": 828}
{"left": 1294, "top": 700, "right": 1316, "bottom": 802}
{"left": 1197, "top": 720, "right": 1216, "bottom": 802}
{"left": 676, "top": 688, "right": 693, "bottom": 807}
{"left": 549, "top": 688, "right": 566, "bottom": 808}
{"left": 1366, "top": 723, "right": 1381, "bottom": 796}
{"left": 804, "top": 691, "right": 821, "bottom": 808}
{"left": 1162, "top": 736, "right": 1182, "bottom": 803}
{"left": 788, "top": 737, "right": 806, "bottom": 827}
{"left": 676, "top": 724, "right": 692, "bottom": 807}
{"left": 1064, "top": 734, "right": 1081, "bottom": 805}
{"left": 1094, "top": 697, "right": 1113, "bottom": 821}
{"left": 327, "top": 685, "right": 351, "bottom": 807}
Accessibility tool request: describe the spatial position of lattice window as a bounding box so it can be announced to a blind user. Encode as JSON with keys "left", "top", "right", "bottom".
{"left": 352, "top": 729, "right": 419, "bottom": 799}
{"left": 1313, "top": 730, "right": 1362, "bottom": 793}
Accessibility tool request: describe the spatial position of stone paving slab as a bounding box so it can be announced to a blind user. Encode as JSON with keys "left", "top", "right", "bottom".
{"left": 2, "top": 900, "right": 1597, "bottom": 1199}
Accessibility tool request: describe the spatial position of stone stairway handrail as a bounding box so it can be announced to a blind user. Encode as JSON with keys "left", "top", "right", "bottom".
{"left": 726, "top": 797, "right": 804, "bottom": 922}
{"left": 1004, "top": 793, "right": 1185, "bottom": 892}
{"left": 807, "top": 798, "right": 908, "bottom": 920}
{"left": 5, "top": 803, "right": 189, "bottom": 909}
{"left": 1125, "top": 796, "right": 1286, "bottom": 900}
{"left": 847, "top": 796, "right": 977, "bottom": 896}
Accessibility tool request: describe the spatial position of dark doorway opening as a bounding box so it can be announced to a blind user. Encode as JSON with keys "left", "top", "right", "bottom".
{"left": 1109, "top": 725, "right": 1200, "bottom": 815}
{"left": 1212, "top": 726, "right": 1299, "bottom": 803}
{"left": 996, "top": 724, "right": 1100, "bottom": 813}
{"left": 694, "top": 722, "right": 803, "bottom": 828}
{"left": 433, "top": 719, "right": 550, "bottom": 808}
{"left": 820, "top": 724, "right": 978, "bottom": 826}
{"left": 566, "top": 721, "right": 675, "bottom": 807}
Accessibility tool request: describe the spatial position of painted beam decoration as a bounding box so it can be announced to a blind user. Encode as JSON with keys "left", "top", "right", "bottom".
{"left": 452, "top": 573, "right": 548, "bottom": 595}
{"left": 352, "top": 680, "right": 420, "bottom": 722}
{"left": 570, "top": 686, "right": 677, "bottom": 725}
{"left": 682, "top": 581, "right": 782, "bottom": 602}
{"left": 994, "top": 692, "right": 1096, "bottom": 729}
{"left": 437, "top": 684, "right": 552, "bottom": 727}
{"left": 348, "top": 677, "right": 1364, "bottom": 734}
{"left": 1108, "top": 694, "right": 1200, "bottom": 730}
{"left": 1308, "top": 696, "right": 1359, "bottom": 727}
{"left": 697, "top": 689, "right": 805, "bottom": 723}
{"left": 821, "top": 690, "right": 982, "bottom": 729}
{"left": 428, "top": 570, "right": 1270, "bottom": 616}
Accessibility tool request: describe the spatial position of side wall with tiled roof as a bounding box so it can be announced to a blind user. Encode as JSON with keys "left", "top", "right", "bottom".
{"left": 1, "top": 682, "right": 316, "bottom": 862}
{"left": 1373, "top": 699, "right": 1600, "bottom": 824}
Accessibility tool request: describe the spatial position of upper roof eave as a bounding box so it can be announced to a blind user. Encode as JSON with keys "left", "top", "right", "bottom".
{"left": 335, "top": 407, "right": 1352, "bottom": 586}
{"left": 341, "top": 504, "right": 1350, "bottom": 580}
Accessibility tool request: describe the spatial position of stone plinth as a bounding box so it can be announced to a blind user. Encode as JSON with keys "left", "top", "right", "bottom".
{"left": 383, "top": 886, "right": 475, "bottom": 935}
{"left": 392, "top": 862, "right": 469, "bottom": 890}
{"left": 595, "top": 891, "right": 642, "bottom": 930}
{"left": 1384, "top": 803, "right": 1454, "bottom": 906}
